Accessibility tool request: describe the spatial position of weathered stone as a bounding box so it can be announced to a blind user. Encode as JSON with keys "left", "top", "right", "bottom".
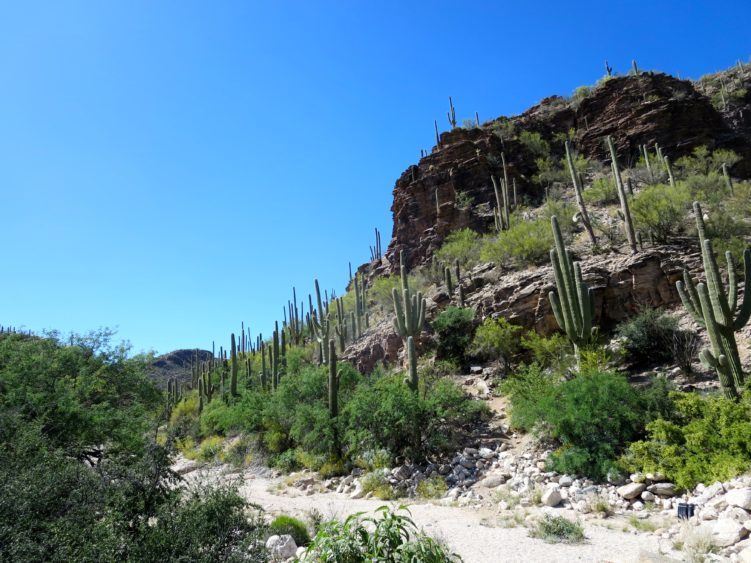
{"left": 726, "top": 488, "right": 751, "bottom": 511}
{"left": 700, "top": 518, "right": 749, "bottom": 547}
{"left": 541, "top": 486, "right": 562, "bottom": 507}
{"left": 647, "top": 482, "right": 677, "bottom": 497}
{"left": 266, "top": 534, "right": 298, "bottom": 560}
{"left": 618, "top": 482, "right": 647, "bottom": 500}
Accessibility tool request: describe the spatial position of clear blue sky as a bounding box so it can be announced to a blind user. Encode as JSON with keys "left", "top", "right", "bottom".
{"left": 1, "top": 1, "right": 749, "bottom": 355}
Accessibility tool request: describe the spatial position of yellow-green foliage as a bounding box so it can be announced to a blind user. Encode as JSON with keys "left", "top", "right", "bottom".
{"left": 360, "top": 470, "right": 400, "bottom": 500}
{"left": 176, "top": 436, "right": 198, "bottom": 459}
{"left": 624, "top": 392, "right": 751, "bottom": 490}
{"left": 369, "top": 275, "right": 402, "bottom": 312}
{"left": 630, "top": 183, "right": 691, "bottom": 242}
{"left": 196, "top": 435, "right": 225, "bottom": 461}
{"left": 319, "top": 459, "right": 346, "bottom": 478}
{"left": 520, "top": 332, "right": 572, "bottom": 370}
{"left": 169, "top": 392, "right": 200, "bottom": 435}
{"left": 583, "top": 177, "right": 618, "bottom": 205}
{"left": 469, "top": 316, "right": 523, "bottom": 361}
{"left": 480, "top": 217, "right": 553, "bottom": 266}
{"left": 416, "top": 476, "right": 448, "bottom": 499}
{"left": 436, "top": 228, "right": 482, "bottom": 269}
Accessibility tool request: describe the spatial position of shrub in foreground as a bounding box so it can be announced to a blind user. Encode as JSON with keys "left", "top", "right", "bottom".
{"left": 270, "top": 515, "right": 311, "bottom": 547}
{"left": 432, "top": 307, "right": 476, "bottom": 364}
{"left": 624, "top": 391, "right": 751, "bottom": 490}
{"left": 530, "top": 515, "right": 585, "bottom": 544}
{"left": 305, "top": 506, "right": 460, "bottom": 562}
{"left": 615, "top": 309, "right": 678, "bottom": 366}
{"left": 469, "top": 316, "right": 522, "bottom": 362}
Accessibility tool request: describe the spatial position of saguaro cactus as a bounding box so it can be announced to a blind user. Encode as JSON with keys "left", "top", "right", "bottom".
{"left": 564, "top": 140, "right": 597, "bottom": 247}
{"left": 311, "top": 279, "right": 331, "bottom": 364}
{"left": 328, "top": 339, "right": 339, "bottom": 419}
{"left": 392, "top": 251, "right": 426, "bottom": 340}
{"left": 405, "top": 336, "right": 418, "bottom": 392}
{"left": 548, "top": 216, "right": 596, "bottom": 363}
{"left": 230, "top": 333, "right": 238, "bottom": 396}
{"left": 676, "top": 201, "right": 751, "bottom": 398}
{"left": 606, "top": 136, "right": 638, "bottom": 253}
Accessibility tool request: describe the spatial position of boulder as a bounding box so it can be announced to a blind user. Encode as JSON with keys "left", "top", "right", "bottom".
{"left": 618, "top": 482, "right": 647, "bottom": 500}
{"left": 726, "top": 488, "right": 751, "bottom": 511}
{"left": 266, "top": 534, "right": 298, "bottom": 560}
{"left": 541, "top": 486, "right": 562, "bottom": 507}
{"left": 740, "top": 545, "right": 751, "bottom": 563}
{"left": 701, "top": 518, "right": 749, "bottom": 547}
{"left": 647, "top": 482, "right": 677, "bottom": 497}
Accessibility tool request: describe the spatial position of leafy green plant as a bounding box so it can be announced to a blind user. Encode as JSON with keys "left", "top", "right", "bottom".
{"left": 469, "top": 316, "right": 523, "bottom": 361}
{"left": 624, "top": 392, "right": 751, "bottom": 490}
{"left": 306, "top": 506, "right": 460, "bottom": 562}
{"left": 480, "top": 217, "right": 552, "bottom": 266}
{"left": 455, "top": 190, "right": 474, "bottom": 209}
{"left": 436, "top": 228, "right": 482, "bottom": 269}
{"left": 615, "top": 309, "right": 678, "bottom": 366}
{"left": 630, "top": 182, "right": 691, "bottom": 242}
{"left": 416, "top": 476, "right": 448, "bottom": 499}
{"left": 503, "top": 367, "right": 672, "bottom": 479}
{"left": 270, "top": 515, "right": 311, "bottom": 546}
{"left": 520, "top": 332, "right": 572, "bottom": 370}
{"left": 519, "top": 131, "right": 551, "bottom": 158}
{"left": 529, "top": 515, "right": 585, "bottom": 544}
{"left": 583, "top": 177, "right": 618, "bottom": 205}
{"left": 432, "top": 307, "right": 476, "bottom": 363}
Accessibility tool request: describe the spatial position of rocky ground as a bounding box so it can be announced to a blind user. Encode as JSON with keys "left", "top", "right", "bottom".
{"left": 173, "top": 376, "right": 751, "bottom": 562}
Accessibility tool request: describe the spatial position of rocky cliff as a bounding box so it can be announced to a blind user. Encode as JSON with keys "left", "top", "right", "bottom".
{"left": 383, "top": 67, "right": 751, "bottom": 271}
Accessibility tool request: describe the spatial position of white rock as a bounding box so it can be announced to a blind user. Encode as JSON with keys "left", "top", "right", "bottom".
{"left": 702, "top": 518, "right": 749, "bottom": 547}
{"left": 726, "top": 488, "right": 751, "bottom": 511}
{"left": 559, "top": 475, "right": 574, "bottom": 487}
{"left": 647, "top": 482, "right": 677, "bottom": 497}
{"left": 632, "top": 500, "right": 645, "bottom": 511}
{"left": 350, "top": 480, "right": 365, "bottom": 499}
{"left": 739, "top": 545, "right": 751, "bottom": 563}
{"left": 266, "top": 534, "right": 298, "bottom": 559}
{"left": 618, "top": 482, "right": 646, "bottom": 500}
{"left": 641, "top": 491, "right": 656, "bottom": 502}
{"left": 541, "top": 486, "right": 562, "bottom": 507}
{"left": 723, "top": 506, "right": 751, "bottom": 523}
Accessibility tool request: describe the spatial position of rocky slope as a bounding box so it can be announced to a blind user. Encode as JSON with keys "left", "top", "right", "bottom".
{"left": 148, "top": 348, "right": 212, "bottom": 388}
{"left": 383, "top": 67, "right": 751, "bottom": 271}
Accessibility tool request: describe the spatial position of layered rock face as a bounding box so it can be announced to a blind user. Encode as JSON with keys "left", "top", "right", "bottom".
{"left": 385, "top": 70, "right": 751, "bottom": 270}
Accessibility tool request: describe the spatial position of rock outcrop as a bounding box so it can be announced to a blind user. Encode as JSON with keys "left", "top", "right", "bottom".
{"left": 384, "top": 69, "right": 751, "bottom": 270}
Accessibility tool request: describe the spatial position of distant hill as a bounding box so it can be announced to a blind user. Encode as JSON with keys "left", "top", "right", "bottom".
{"left": 147, "top": 348, "right": 213, "bottom": 389}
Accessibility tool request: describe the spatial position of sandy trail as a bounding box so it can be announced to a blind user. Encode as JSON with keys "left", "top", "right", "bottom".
{"left": 185, "top": 464, "right": 660, "bottom": 563}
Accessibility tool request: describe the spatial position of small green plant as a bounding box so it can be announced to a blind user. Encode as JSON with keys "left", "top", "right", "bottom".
{"left": 615, "top": 309, "right": 678, "bottom": 366}
{"left": 480, "top": 217, "right": 553, "bottom": 266}
{"left": 469, "top": 316, "right": 522, "bottom": 361}
{"left": 630, "top": 183, "right": 691, "bottom": 242}
{"left": 270, "top": 515, "right": 311, "bottom": 546}
{"left": 529, "top": 515, "right": 585, "bottom": 544}
{"left": 360, "top": 470, "right": 398, "bottom": 500}
{"left": 196, "top": 435, "right": 224, "bottom": 461}
{"left": 520, "top": 332, "right": 572, "bottom": 370}
{"left": 455, "top": 191, "right": 474, "bottom": 209}
{"left": 519, "top": 131, "right": 551, "bottom": 158}
{"left": 416, "top": 476, "right": 448, "bottom": 499}
{"left": 582, "top": 177, "right": 618, "bottom": 205}
{"left": 627, "top": 515, "right": 658, "bottom": 533}
{"left": 306, "top": 506, "right": 460, "bottom": 562}
{"left": 432, "top": 307, "right": 476, "bottom": 363}
{"left": 436, "top": 228, "right": 482, "bottom": 269}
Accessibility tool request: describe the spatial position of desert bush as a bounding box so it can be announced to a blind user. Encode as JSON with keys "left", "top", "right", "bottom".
{"left": 306, "top": 506, "right": 460, "bottom": 562}
{"left": 343, "top": 374, "right": 489, "bottom": 461}
{"left": 583, "top": 176, "right": 618, "bottom": 205}
{"left": 529, "top": 515, "right": 585, "bottom": 544}
{"left": 624, "top": 391, "right": 751, "bottom": 490}
{"left": 432, "top": 307, "right": 476, "bottom": 363}
{"left": 359, "top": 469, "right": 398, "bottom": 500}
{"left": 503, "top": 367, "right": 672, "bottom": 479}
{"left": 270, "top": 515, "right": 311, "bottom": 546}
{"left": 674, "top": 146, "right": 741, "bottom": 177}
{"left": 480, "top": 218, "right": 552, "bottom": 266}
{"left": 369, "top": 275, "right": 402, "bottom": 312}
{"left": 519, "top": 131, "right": 551, "bottom": 158}
{"left": 615, "top": 309, "right": 678, "bottom": 366}
{"left": 416, "top": 476, "right": 448, "bottom": 499}
{"left": 435, "top": 228, "right": 482, "bottom": 269}
{"left": 520, "top": 332, "right": 572, "bottom": 371}
{"left": 469, "top": 316, "right": 523, "bottom": 362}
{"left": 630, "top": 182, "right": 691, "bottom": 242}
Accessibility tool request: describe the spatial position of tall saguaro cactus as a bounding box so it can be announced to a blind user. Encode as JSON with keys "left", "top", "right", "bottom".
{"left": 676, "top": 201, "right": 751, "bottom": 398}
{"left": 548, "top": 216, "right": 596, "bottom": 363}
{"left": 606, "top": 136, "right": 638, "bottom": 253}
{"left": 564, "top": 140, "right": 597, "bottom": 247}
{"left": 392, "top": 251, "right": 426, "bottom": 391}
{"left": 230, "top": 333, "right": 239, "bottom": 397}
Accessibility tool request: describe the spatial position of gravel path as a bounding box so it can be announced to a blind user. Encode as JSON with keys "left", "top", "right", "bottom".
{"left": 183, "top": 463, "right": 661, "bottom": 563}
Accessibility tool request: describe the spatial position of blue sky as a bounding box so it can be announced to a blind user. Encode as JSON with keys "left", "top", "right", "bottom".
{"left": 1, "top": 1, "right": 749, "bottom": 355}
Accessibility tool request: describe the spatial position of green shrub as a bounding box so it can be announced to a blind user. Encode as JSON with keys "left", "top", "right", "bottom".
{"left": 469, "top": 316, "right": 523, "bottom": 361}
{"left": 416, "top": 476, "right": 448, "bottom": 499}
{"left": 455, "top": 191, "right": 474, "bottom": 209}
{"left": 520, "top": 332, "right": 572, "bottom": 371}
{"left": 343, "top": 374, "right": 488, "bottom": 461}
{"left": 615, "top": 309, "right": 678, "bottom": 366}
{"left": 306, "top": 506, "right": 460, "bottom": 562}
{"left": 503, "top": 367, "right": 672, "bottom": 479}
{"left": 480, "top": 218, "right": 552, "bottom": 266}
{"left": 630, "top": 183, "right": 691, "bottom": 242}
{"left": 435, "top": 228, "right": 482, "bottom": 269}
{"left": 199, "top": 390, "right": 265, "bottom": 436}
{"left": 674, "top": 146, "right": 741, "bottom": 177}
{"left": 624, "top": 392, "right": 751, "bottom": 490}
{"left": 530, "top": 515, "right": 585, "bottom": 544}
{"left": 583, "top": 177, "right": 618, "bottom": 205}
{"left": 359, "top": 470, "right": 397, "bottom": 500}
{"left": 519, "top": 131, "right": 551, "bottom": 158}
{"left": 354, "top": 449, "right": 392, "bottom": 471}
{"left": 432, "top": 307, "right": 476, "bottom": 363}
{"left": 196, "top": 435, "right": 225, "bottom": 461}
{"left": 270, "top": 515, "right": 311, "bottom": 546}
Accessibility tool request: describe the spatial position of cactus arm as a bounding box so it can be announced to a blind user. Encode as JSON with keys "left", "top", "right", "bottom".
{"left": 549, "top": 291, "right": 566, "bottom": 333}
{"left": 733, "top": 248, "right": 751, "bottom": 330}
{"left": 727, "top": 252, "right": 738, "bottom": 313}
{"left": 550, "top": 249, "right": 575, "bottom": 339}
{"left": 702, "top": 239, "right": 733, "bottom": 324}
{"left": 677, "top": 279, "right": 705, "bottom": 327}
{"left": 404, "top": 336, "right": 418, "bottom": 392}
{"left": 697, "top": 282, "right": 738, "bottom": 398}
